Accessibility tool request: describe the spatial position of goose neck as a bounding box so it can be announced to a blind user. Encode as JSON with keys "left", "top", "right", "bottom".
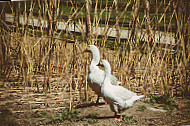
{"left": 104, "top": 64, "right": 111, "bottom": 76}
{"left": 91, "top": 54, "right": 100, "bottom": 65}
{"left": 89, "top": 63, "right": 99, "bottom": 72}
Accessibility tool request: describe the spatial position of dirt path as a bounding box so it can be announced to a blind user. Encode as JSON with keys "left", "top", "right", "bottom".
{"left": 0, "top": 82, "right": 190, "bottom": 126}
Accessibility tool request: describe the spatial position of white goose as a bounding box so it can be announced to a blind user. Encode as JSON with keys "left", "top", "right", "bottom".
{"left": 84, "top": 45, "right": 121, "bottom": 103}
{"left": 98, "top": 60, "right": 144, "bottom": 121}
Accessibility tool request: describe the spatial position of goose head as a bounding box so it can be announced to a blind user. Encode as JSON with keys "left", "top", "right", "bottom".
{"left": 98, "top": 60, "right": 111, "bottom": 75}
{"left": 84, "top": 45, "right": 100, "bottom": 65}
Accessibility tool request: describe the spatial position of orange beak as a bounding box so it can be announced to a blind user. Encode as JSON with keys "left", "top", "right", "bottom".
{"left": 97, "top": 62, "right": 102, "bottom": 66}
{"left": 83, "top": 48, "right": 88, "bottom": 52}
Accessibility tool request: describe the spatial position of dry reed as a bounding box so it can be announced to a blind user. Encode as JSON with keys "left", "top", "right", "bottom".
{"left": 0, "top": 0, "right": 189, "bottom": 110}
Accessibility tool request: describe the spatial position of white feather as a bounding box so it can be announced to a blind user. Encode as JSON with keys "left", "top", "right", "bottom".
{"left": 100, "top": 60, "right": 144, "bottom": 113}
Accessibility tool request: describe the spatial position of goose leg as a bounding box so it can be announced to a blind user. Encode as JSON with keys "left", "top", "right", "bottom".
{"left": 114, "top": 112, "right": 117, "bottom": 118}
{"left": 94, "top": 96, "right": 107, "bottom": 107}
{"left": 119, "top": 110, "right": 122, "bottom": 121}
{"left": 114, "top": 112, "right": 120, "bottom": 121}
{"left": 114, "top": 112, "right": 122, "bottom": 121}
{"left": 96, "top": 96, "right": 100, "bottom": 104}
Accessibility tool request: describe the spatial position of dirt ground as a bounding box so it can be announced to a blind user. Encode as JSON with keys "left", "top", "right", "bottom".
{"left": 0, "top": 81, "right": 190, "bottom": 126}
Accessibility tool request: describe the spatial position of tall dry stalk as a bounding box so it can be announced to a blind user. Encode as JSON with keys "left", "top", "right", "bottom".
{"left": 0, "top": 0, "right": 189, "bottom": 109}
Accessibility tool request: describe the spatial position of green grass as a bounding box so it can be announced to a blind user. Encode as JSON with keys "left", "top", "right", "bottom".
{"left": 0, "top": 109, "right": 19, "bottom": 126}
{"left": 144, "top": 94, "right": 178, "bottom": 110}
{"left": 47, "top": 114, "right": 61, "bottom": 124}
{"left": 158, "top": 104, "right": 175, "bottom": 110}
{"left": 121, "top": 116, "right": 137, "bottom": 124}
{"left": 88, "top": 119, "right": 99, "bottom": 124}
{"left": 45, "top": 110, "right": 100, "bottom": 124}
{"left": 137, "top": 105, "right": 147, "bottom": 111}
{"left": 60, "top": 109, "right": 84, "bottom": 122}
{"left": 31, "top": 105, "right": 41, "bottom": 109}
{"left": 86, "top": 112, "right": 99, "bottom": 124}
{"left": 87, "top": 112, "right": 99, "bottom": 118}
{"left": 46, "top": 109, "right": 85, "bottom": 124}
{"left": 29, "top": 111, "right": 47, "bottom": 118}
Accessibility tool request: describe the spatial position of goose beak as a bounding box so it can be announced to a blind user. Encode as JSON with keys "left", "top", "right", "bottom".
{"left": 97, "top": 63, "right": 102, "bottom": 66}
{"left": 83, "top": 48, "right": 88, "bottom": 52}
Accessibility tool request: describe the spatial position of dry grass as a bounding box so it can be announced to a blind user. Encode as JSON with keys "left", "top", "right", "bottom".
{"left": 0, "top": 0, "right": 189, "bottom": 111}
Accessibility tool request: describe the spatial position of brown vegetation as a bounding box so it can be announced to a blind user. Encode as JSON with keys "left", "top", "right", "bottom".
{"left": 0, "top": 0, "right": 189, "bottom": 125}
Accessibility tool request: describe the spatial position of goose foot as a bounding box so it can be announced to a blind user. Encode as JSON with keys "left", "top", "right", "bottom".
{"left": 114, "top": 112, "right": 122, "bottom": 121}
{"left": 114, "top": 118, "right": 122, "bottom": 121}
{"left": 96, "top": 96, "right": 100, "bottom": 104}
{"left": 95, "top": 96, "right": 107, "bottom": 107}
{"left": 97, "top": 102, "right": 107, "bottom": 108}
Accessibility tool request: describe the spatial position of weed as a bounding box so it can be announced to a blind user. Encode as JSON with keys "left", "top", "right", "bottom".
{"left": 0, "top": 109, "right": 19, "bottom": 126}
{"left": 137, "top": 105, "right": 147, "bottom": 111}
{"left": 60, "top": 109, "right": 84, "bottom": 122}
{"left": 166, "top": 111, "right": 172, "bottom": 115}
{"left": 144, "top": 94, "right": 178, "bottom": 110}
{"left": 121, "top": 116, "right": 137, "bottom": 124}
{"left": 87, "top": 112, "right": 99, "bottom": 118}
{"left": 0, "top": 109, "right": 12, "bottom": 115}
{"left": 30, "top": 111, "right": 47, "bottom": 118}
{"left": 86, "top": 112, "right": 99, "bottom": 124}
{"left": 1, "top": 118, "right": 19, "bottom": 126}
{"left": 47, "top": 109, "right": 84, "bottom": 124}
{"left": 83, "top": 123, "right": 89, "bottom": 126}
{"left": 88, "top": 119, "right": 98, "bottom": 124}
{"left": 159, "top": 104, "right": 175, "bottom": 110}
{"left": 31, "top": 105, "right": 41, "bottom": 109}
{"left": 66, "top": 102, "right": 70, "bottom": 106}
{"left": 46, "top": 114, "right": 61, "bottom": 124}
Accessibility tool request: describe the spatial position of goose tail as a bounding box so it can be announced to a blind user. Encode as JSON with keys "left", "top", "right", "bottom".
{"left": 125, "top": 95, "right": 144, "bottom": 107}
